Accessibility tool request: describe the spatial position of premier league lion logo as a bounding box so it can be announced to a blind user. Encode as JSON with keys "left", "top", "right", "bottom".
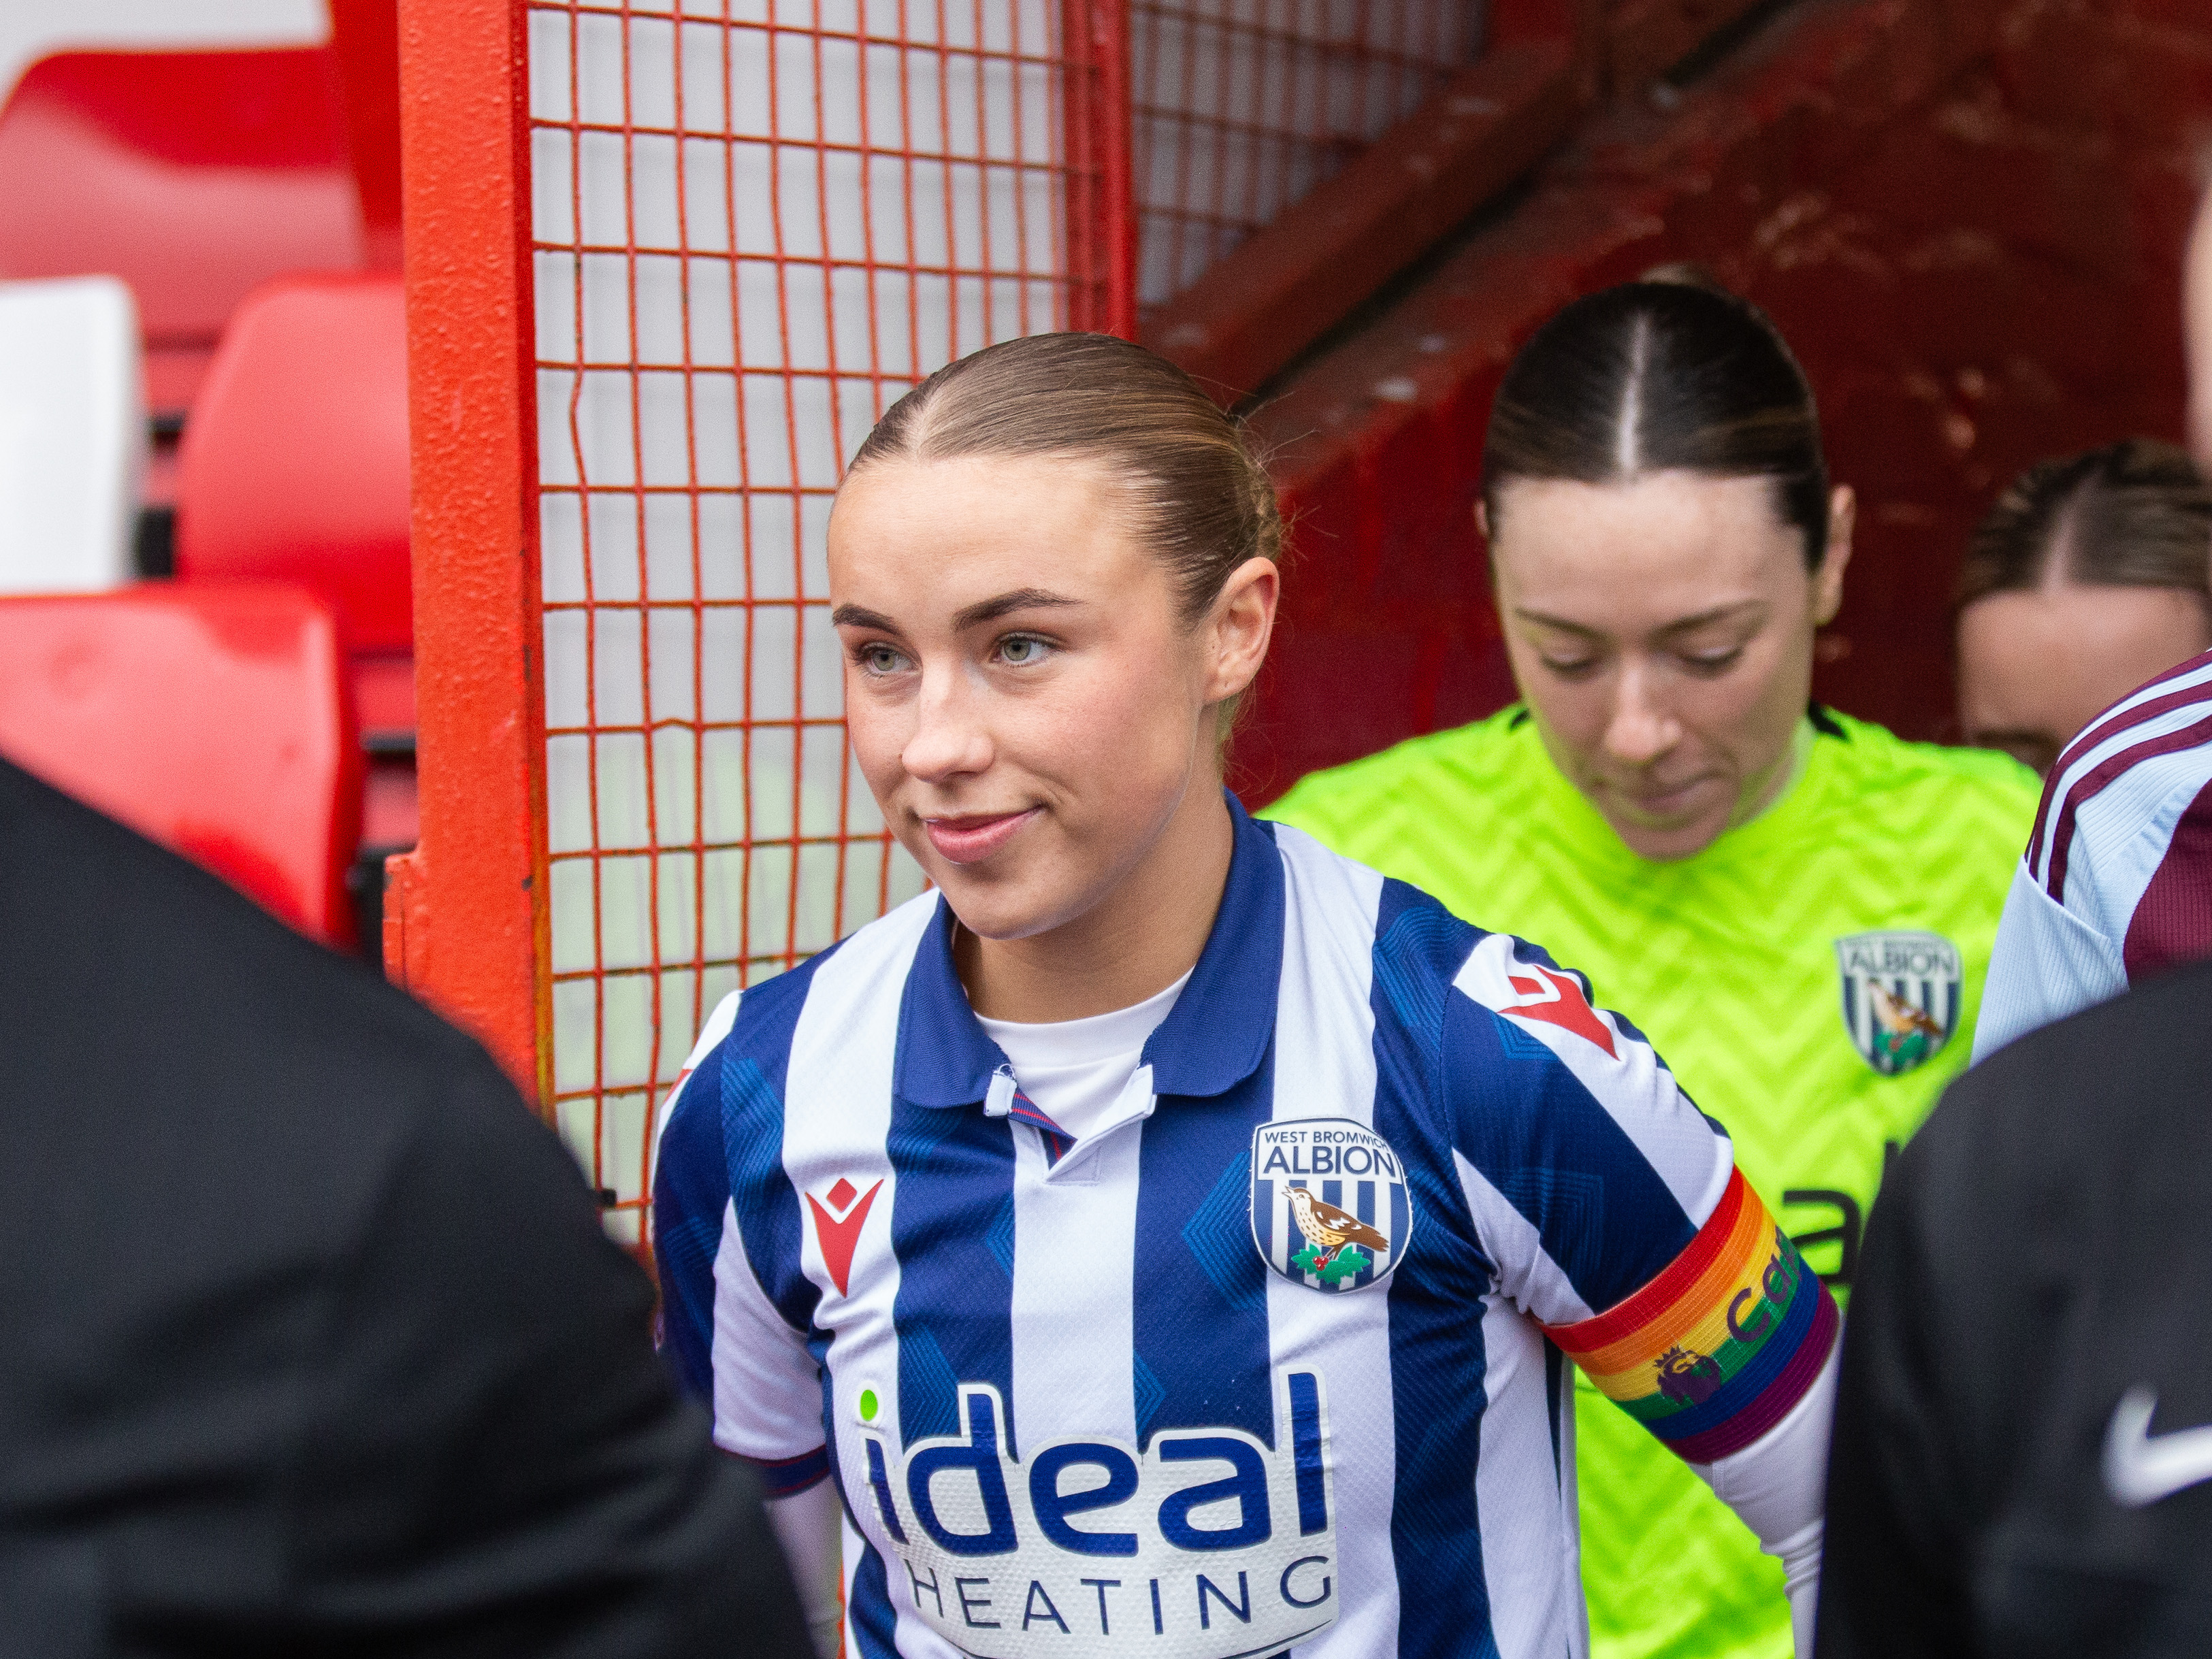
{"left": 1655, "top": 1344, "right": 1725, "bottom": 1408}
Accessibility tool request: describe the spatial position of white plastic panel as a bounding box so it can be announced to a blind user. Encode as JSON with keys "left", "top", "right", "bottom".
{"left": 0, "top": 276, "right": 146, "bottom": 595}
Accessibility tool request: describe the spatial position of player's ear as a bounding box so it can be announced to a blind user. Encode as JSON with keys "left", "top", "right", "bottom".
{"left": 1203, "top": 556, "right": 1278, "bottom": 706}
{"left": 1813, "top": 486, "right": 1854, "bottom": 627}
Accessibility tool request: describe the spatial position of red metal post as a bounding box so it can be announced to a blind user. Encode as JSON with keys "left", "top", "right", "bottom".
{"left": 1064, "top": 0, "right": 1137, "bottom": 338}
{"left": 385, "top": 0, "right": 550, "bottom": 1108}
{"left": 328, "top": 0, "right": 405, "bottom": 269}
{"left": 1096, "top": 0, "right": 1138, "bottom": 341}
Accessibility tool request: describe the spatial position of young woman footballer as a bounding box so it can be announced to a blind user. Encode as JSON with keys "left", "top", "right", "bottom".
{"left": 655, "top": 332, "right": 1838, "bottom": 1659}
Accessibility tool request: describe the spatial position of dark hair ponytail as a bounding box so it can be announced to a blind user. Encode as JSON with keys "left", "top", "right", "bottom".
{"left": 1959, "top": 439, "right": 2212, "bottom": 608}
{"left": 1482, "top": 281, "right": 1830, "bottom": 570}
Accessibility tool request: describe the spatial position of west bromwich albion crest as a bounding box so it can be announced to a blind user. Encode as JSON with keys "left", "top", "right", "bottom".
{"left": 1250, "top": 1118, "right": 1413, "bottom": 1292}
{"left": 1834, "top": 930, "right": 1962, "bottom": 1076}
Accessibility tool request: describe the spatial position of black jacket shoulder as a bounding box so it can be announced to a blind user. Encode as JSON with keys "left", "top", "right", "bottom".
{"left": 0, "top": 758, "right": 807, "bottom": 1655}
{"left": 1820, "top": 959, "right": 2212, "bottom": 1658}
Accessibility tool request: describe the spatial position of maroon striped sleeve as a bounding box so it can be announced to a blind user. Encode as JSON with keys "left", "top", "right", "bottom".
{"left": 2032, "top": 655, "right": 2212, "bottom": 872}
{"left": 2121, "top": 774, "right": 2212, "bottom": 983}
{"left": 2046, "top": 712, "right": 2212, "bottom": 903}
{"left": 2049, "top": 651, "right": 2212, "bottom": 785}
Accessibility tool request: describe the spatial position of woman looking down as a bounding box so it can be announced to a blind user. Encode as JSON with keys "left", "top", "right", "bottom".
{"left": 1266, "top": 282, "right": 2040, "bottom": 1659}
{"left": 1962, "top": 444, "right": 2212, "bottom": 1057}
{"left": 655, "top": 333, "right": 1838, "bottom": 1659}
{"left": 1955, "top": 439, "right": 2212, "bottom": 779}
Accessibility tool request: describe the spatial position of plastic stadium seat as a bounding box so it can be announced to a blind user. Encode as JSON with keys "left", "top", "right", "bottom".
{"left": 0, "top": 48, "right": 364, "bottom": 414}
{"left": 0, "top": 585, "right": 363, "bottom": 945}
{"left": 175, "top": 272, "right": 411, "bottom": 714}
{"left": 0, "top": 276, "right": 144, "bottom": 593}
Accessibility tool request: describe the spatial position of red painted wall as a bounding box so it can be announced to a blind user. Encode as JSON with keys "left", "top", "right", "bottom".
{"left": 1235, "top": 0, "right": 2212, "bottom": 805}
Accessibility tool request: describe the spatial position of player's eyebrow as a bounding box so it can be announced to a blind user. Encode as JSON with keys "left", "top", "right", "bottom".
{"left": 1648, "top": 599, "right": 1765, "bottom": 639}
{"left": 1512, "top": 599, "right": 1764, "bottom": 639}
{"left": 952, "top": 588, "right": 1081, "bottom": 630}
{"left": 1512, "top": 607, "right": 1604, "bottom": 638}
{"left": 829, "top": 604, "right": 902, "bottom": 634}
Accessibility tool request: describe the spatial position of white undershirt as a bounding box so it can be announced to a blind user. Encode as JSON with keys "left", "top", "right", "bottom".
{"left": 975, "top": 970, "right": 1191, "bottom": 1143}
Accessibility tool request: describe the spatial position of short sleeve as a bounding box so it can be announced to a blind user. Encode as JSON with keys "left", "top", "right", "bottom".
{"left": 652, "top": 990, "right": 744, "bottom": 1167}
{"left": 1444, "top": 932, "right": 1838, "bottom": 1467}
{"left": 1972, "top": 857, "right": 2127, "bottom": 1062}
{"left": 653, "top": 1019, "right": 830, "bottom": 1496}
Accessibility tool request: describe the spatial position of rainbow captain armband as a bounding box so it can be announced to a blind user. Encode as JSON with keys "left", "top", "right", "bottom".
{"left": 1544, "top": 1168, "right": 1839, "bottom": 1464}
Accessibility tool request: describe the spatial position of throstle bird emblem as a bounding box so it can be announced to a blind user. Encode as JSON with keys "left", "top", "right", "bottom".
{"left": 1250, "top": 1117, "right": 1415, "bottom": 1294}
{"left": 1876, "top": 986, "right": 1947, "bottom": 1053}
{"left": 1284, "top": 1184, "right": 1390, "bottom": 1280}
{"left": 1868, "top": 983, "right": 1945, "bottom": 1065}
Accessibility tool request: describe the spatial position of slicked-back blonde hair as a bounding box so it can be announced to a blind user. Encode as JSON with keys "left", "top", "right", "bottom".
{"left": 849, "top": 332, "right": 1281, "bottom": 627}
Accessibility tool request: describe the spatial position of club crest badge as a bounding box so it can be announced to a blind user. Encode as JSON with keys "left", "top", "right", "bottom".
{"left": 1248, "top": 1118, "right": 1413, "bottom": 1294}
{"left": 1834, "top": 930, "right": 1962, "bottom": 1076}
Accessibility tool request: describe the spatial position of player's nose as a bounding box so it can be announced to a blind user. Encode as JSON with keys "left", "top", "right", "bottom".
{"left": 900, "top": 666, "right": 994, "bottom": 783}
{"left": 1601, "top": 666, "right": 1681, "bottom": 766}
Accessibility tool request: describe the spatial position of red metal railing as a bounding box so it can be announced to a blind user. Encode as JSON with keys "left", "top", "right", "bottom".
{"left": 397, "top": 0, "right": 1133, "bottom": 1249}
{"left": 1131, "top": 0, "right": 1484, "bottom": 319}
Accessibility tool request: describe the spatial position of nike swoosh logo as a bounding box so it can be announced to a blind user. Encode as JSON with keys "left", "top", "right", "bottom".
{"left": 2103, "top": 1386, "right": 2212, "bottom": 1507}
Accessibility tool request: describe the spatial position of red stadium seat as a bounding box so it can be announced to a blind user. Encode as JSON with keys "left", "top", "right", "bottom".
{"left": 0, "top": 585, "right": 363, "bottom": 945}
{"left": 0, "top": 48, "right": 365, "bottom": 414}
{"left": 174, "top": 272, "right": 412, "bottom": 722}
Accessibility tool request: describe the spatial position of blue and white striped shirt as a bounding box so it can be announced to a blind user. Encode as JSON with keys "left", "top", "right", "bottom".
{"left": 657, "top": 799, "right": 1800, "bottom": 1659}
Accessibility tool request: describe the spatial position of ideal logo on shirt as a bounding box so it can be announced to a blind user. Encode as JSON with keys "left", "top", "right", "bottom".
{"left": 856, "top": 1376, "right": 1339, "bottom": 1659}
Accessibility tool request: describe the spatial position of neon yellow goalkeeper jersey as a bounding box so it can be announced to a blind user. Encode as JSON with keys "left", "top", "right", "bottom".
{"left": 1266, "top": 704, "right": 2038, "bottom": 1659}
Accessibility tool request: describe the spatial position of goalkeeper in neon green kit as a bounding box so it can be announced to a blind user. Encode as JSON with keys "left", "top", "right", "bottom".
{"left": 1269, "top": 280, "right": 2038, "bottom": 1659}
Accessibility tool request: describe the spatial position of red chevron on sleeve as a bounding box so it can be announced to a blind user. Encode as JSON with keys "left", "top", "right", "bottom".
{"left": 1503, "top": 965, "right": 1619, "bottom": 1060}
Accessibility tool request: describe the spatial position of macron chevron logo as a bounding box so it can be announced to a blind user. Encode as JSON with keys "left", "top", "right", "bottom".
{"left": 1502, "top": 964, "right": 1618, "bottom": 1059}
{"left": 805, "top": 1177, "right": 882, "bottom": 1296}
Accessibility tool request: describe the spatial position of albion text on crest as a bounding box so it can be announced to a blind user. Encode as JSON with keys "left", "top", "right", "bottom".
{"left": 1248, "top": 1118, "right": 1414, "bottom": 1293}
{"left": 1834, "top": 930, "right": 1962, "bottom": 1077}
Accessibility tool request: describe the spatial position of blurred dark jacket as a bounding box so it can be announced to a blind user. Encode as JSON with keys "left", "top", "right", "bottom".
{"left": 1819, "top": 957, "right": 2212, "bottom": 1657}
{"left": 0, "top": 756, "right": 809, "bottom": 1658}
